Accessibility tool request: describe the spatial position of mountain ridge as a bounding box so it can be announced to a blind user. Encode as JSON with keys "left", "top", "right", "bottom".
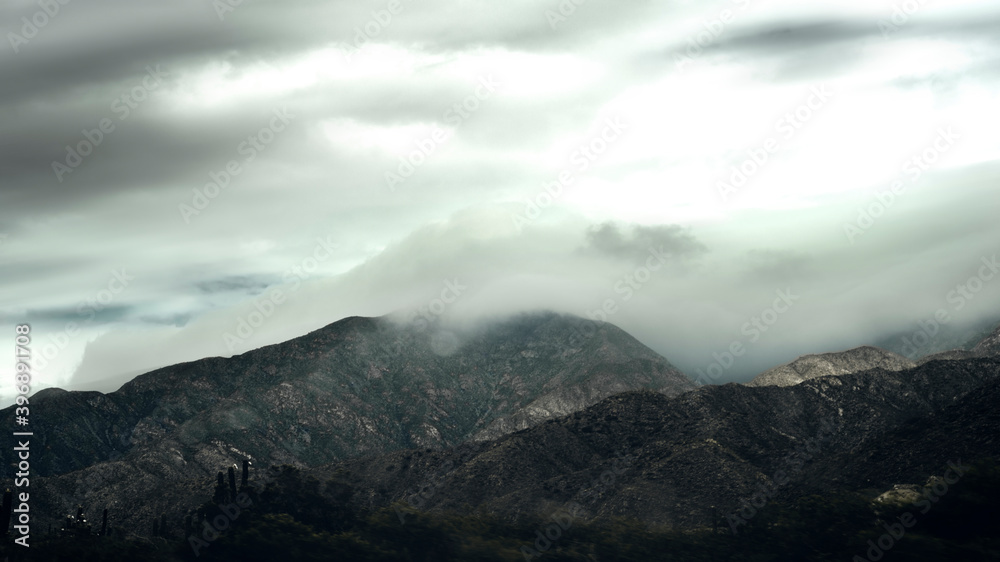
{"left": 21, "top": 355, "right": 998, "bottom": 536}
{"left": 745, "top": 345, "right": 916, "bottom": 387}
{"left": 2, "top": 312, "right": 693, "bottom": 481}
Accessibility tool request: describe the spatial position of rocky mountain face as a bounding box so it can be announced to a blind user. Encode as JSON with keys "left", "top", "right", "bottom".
{"left": 1, "top": 312, "right": 693, "bottom": 530}
{"left": 789, "top": 370, "right": 1000, "bottom": 498}
{"left": 745, "top": 345, "right": 915, "bottom": 387}
{"left": 468, "top": 315, "right": 691, "bottom": 441}
{"left": 8, "top": 316, "right": 1000, "bottom": 540}
{"left": 42, "top": 354, "right": 992, "bottom": 536}
{"left": 305, "top": 356, "right": 1000, "bottom": 530}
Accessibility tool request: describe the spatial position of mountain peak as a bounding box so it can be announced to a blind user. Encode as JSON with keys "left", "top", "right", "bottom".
{"left": 3, "top": 311, "right": 692, "bottom": 481}
{"left": 746, "top": 345, "right": 915, "bottom": 387}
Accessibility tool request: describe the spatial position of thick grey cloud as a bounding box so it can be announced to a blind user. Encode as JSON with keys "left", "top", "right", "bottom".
{"left": 663, "top": 12, "right": 1000, "bottom": 82}
{"left": 581, "top": 223, "right": 707, "bottom": 262}
{"left": 0, "top": 304, "right": 131, "bottom": 325}
{"left": 674, "top": 13, "right": 1000, "bottom": 56}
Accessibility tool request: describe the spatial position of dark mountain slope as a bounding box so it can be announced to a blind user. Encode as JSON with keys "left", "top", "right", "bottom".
{"left": 17, "top": 357, "right": 999, "bottom": 537}
{"left": 791, "top": 367, "right": 1000, "bottom": 497}
{"left": 304, "top": 357, "right": 1000, "bottom": 530}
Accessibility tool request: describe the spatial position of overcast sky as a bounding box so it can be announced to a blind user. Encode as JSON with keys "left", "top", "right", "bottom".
{"left": 2, "top": 0, "right": 1000, "bottom": 403}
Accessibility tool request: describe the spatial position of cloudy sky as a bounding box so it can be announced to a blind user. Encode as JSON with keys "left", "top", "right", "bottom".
{"left": 2, "top": 0, "right": 1000, "bottom": 403}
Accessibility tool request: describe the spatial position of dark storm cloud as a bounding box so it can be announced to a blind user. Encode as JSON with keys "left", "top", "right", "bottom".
{"left": 0, "top": 304, "right": 131, "bottom": 325}
{"left": 1, "top": 0, "right": 657, "bottom": 105}
{"left": 581, "top": 223, "right": 707, "bottom": 262}
{"left": 662, "top": 12, "right": 1000, "bottom": 81}
{"left": 0, "top": 108, "right": 270, "bottom": 206}
{"left": 674, "top": 14, "right": 1000, "bottom": 57}
{"left": 712, "top": 20, "right": 873, "bottom": 52}
{"left": 0, "top": 0, "right": 659, "bottom": 221}
{"left": 194, "top": 275, "right": 276, "bottom": 296}
{"left": 2, "top": 1, "right": 219, "bottom": 106}
{"left": 0, "top": 52, "right": 577, "bottom": 216}
{"left": 660, "top": 17, "right": 869, "bottom": 69}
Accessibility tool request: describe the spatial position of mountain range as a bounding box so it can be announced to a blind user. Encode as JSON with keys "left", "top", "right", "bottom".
{"left": 2, "top": 311, "right": 999, "bottom": 548}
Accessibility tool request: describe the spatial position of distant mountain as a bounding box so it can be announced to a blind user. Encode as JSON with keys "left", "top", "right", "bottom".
{"left": 972, "top": 323, "right": 1000, "bottom": 356}
{"left": 745, "top": 345, "right": 914, "bottom": 387}
{"left": 916, "top": 348, "right": 982, "bottom": 364}
{"left": 913, "top": 321, "right": 1000, "bottom": 364}
{"left": 875, "top": 315, "right": 1000, "bottom": 360}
